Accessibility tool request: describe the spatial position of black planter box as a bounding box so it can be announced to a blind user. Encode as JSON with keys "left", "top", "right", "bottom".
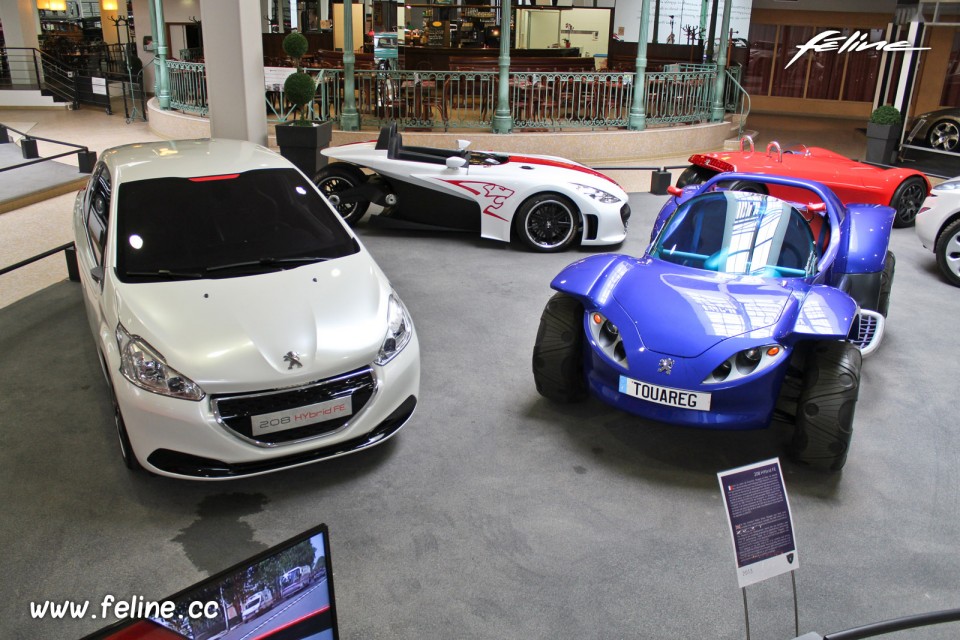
{"left": 276, "top": 120, "right": 333, "bottom": 178}
{"left": 865, "top": 122, "right": 901, "bottom": 166}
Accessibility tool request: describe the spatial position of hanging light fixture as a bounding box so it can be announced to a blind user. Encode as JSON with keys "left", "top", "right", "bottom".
{"left": 102, "top": 0, "right": 118, "bottom": 10}
{"left": 36, "top": 0, "right": 50, "bottom": 10}
{"left": 47, "top": 0, "right": 67, "bottom": 10}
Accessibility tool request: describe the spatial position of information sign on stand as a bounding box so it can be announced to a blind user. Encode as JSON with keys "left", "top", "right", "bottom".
{"left": 718, "top": 458, "right": 798, "bottom": 588}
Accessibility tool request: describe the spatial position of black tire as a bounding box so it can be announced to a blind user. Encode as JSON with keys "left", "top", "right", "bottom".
{"left": 676, "top": 164, "right": 718, "bottom": 188}
{"left": 532, "top": 293, "right": 588, "bottom": 403}
{"left": 789, "top": 341, "right": 861, "bottom": 471}
{"left": 889, "top": 176, "right": 927, "bottom": 228}
{"left": 313, "top": 163, "right": 370, "bottom": 225}
{"left": 877, "top": 250, "right": 895, "bottom": 316}
{"left": 514, "top": 193, "right": 580, "bottom": 252}
{"left": 98, "top": 351, "right": 141, "bottom": 471}
{"left": 927, "top": 119, "right": 960, "bottom": 152}
{"left": 934, "top": 218, "right": 960, "bottom": 287}
{"left": 722, "top": 179, "right": 768, "bottom": 194}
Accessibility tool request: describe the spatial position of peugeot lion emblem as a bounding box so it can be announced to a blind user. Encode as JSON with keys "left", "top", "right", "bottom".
{"left": 283, "top": 351, "right": 303, "bottom": 369}
{"left": 658, "top": 358, "right": 675, "bottom": 375}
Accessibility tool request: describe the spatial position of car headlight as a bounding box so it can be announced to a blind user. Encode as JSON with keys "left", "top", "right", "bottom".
{"left": 588, "top": 311, "right": 627, "bottom": 365}
{"left": 573, "top": 183, "right": 621, "bottom": 204}
{"left": 934, "top": 179, "right": 960, "bottom": 192}
{"left": 116, "top": 324, "right": 205, "bottom": 400}
{"left": 704, "top": 344, "right": 784, "bottom": 384}
{"left": 375, "top": 293, "right": 414, "bottom": 365}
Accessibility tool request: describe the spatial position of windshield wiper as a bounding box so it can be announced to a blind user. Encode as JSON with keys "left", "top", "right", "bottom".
{"left": 125, "top": 269, "right": 205, "bottom": 279}
{"left": 204, "top": 256, "right": 331, "bottom": 273}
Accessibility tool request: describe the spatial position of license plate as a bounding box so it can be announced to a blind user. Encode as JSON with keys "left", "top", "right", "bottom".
{"left": 619, "top": 376, "right": 711, "bottom": 411}
{"left": 252, "top": 396, "right": 353, "bottom": 436}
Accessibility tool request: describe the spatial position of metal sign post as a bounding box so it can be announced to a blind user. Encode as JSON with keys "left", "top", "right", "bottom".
{"left": 718, "top": 458, "right": 800, "bottom": 638}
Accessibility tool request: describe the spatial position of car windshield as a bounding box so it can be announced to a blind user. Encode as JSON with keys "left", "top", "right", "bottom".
{"left": 652, "top": 191, "right": 817, "bottom": 278}
{"left": 115, "top": 168, "right": 359, "bottom": 282}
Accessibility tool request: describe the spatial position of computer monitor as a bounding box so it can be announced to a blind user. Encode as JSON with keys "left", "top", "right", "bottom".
{"left": 81, "top": 523, "right": 339, "bottom": 640}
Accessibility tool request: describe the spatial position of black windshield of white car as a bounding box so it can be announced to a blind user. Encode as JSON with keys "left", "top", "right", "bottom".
{"left": 115, "top": 168, "right": 359, "bottom": 281}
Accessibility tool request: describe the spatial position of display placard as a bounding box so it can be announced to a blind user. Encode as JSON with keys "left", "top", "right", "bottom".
{"left": 718, "top": 458, "right": 798, "bottom": 588}
{"left": 92, "top": 77, "right": 107, "bottom": 96}
{"left": 264, "top": 66, "right": 297, "bottom": 92}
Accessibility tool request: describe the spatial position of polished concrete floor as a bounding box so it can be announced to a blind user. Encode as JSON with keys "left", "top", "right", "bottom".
{"left": 4, "top": 108, "right": 958, "bottom": 640}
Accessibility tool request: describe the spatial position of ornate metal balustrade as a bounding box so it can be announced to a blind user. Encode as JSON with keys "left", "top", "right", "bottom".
{"left": 173, "top": 61, "right": 737, "bottom": 132}
{"left": 167, "top": 60, "right": 208, "bottom": 116}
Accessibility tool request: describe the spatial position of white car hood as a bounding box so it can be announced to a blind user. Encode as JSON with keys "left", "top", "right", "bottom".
{"left": 113, "top": 252, "right": 390, "bottom": 392}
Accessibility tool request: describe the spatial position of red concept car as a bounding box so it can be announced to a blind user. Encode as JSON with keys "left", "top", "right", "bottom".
{"left": 676, "top": 137, "right": 930, "bottom": 228}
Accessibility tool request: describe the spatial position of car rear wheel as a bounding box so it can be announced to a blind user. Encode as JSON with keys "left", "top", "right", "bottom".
{"left": 515, "top": 193, "right": 580, "bottom": 252}
{"left": 889, "top": 176, "right": 927, "bottom": 228}
{"left": 722, "top": 180, "right": 768, "bottom": 194}
{"left": 876, "top": 250, "right": 896, "bottom": 316}
{"left": 532, "top": 293, "right": 588, "bottom": 403}
{"left": 789, "top": 341, "right": 861, "bottom": 471}
{"left": 935, "top": 218, "right": 960, "bottom": 287}
{"left": 928, "top": 119, "right": 960, "bottom": 152}
{"left": 313, "top": 163, "right": 370, "bottom": 225}
{"left": 676, "top": 164, "right": 718, "bottom": 188}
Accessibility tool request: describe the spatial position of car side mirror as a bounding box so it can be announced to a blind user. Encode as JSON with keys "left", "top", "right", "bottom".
{"left": 446, "top": 156, "right": 467, "bottom": 170}
{"left": 90, "top": 265, "right": 104, "bottom": 285}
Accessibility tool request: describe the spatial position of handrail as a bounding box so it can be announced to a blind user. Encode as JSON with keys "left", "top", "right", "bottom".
{"left": 821, "top": 607, "right": 960, "bottom": 640}
{"left": 0, "top": 241, "right": 79, "bottom": 281}
{"left": 0, "top": 123, "right": 96, "bottom": 174}
{"left": 724, "top": 67, "right": 750, "bottom": 139}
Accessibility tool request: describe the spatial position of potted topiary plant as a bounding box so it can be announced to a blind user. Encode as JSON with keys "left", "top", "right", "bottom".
{"left": 865, "top": 105, "right": 902, "bottom": 166}
{"left": 275, "top": 32, "right": 332, "bottom": 178}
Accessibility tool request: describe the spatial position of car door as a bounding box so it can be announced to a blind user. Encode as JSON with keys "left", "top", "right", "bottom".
{"left": 75, "top": 162, "right": 113, "bottom": 343}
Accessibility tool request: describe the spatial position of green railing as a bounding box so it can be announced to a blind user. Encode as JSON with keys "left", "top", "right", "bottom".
{"left": 723, "top": 67, "right": 750, "bottom": 139}
{"left": 167, "top": 60, "right": 207, "bottom": 116}
{"left": 173, "top": 61, "right": 745, "bottom": 132}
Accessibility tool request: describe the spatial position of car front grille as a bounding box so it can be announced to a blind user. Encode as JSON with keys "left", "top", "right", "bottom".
{"left": 212, "top": 367, "right": 376, "bottom": 445}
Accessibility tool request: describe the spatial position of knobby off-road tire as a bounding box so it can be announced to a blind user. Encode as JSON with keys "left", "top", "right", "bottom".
{"left": 876, "top": 250, "right": 895, "bottom": 316}
{"left": 532, "top": 293, "right": 588, "bottom": 403}
{"left": 789, "top": 341, "right": 862, "bottom": 471}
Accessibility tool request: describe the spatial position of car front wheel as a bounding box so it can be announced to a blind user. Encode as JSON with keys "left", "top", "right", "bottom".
{"left": 313, "top": 163, "right": 370, "bottom": 225}
{"left": 789, "top": 341, "right": 861, "bottom": 471}
{"left": 532, "top": 293, "right": 588, "bottom": 402}
{"left": 514, "top": 194, "right": 580, "bottom": 252}
{"left": 889, "top": 176, "right": 927, "bottom": 228}
{"left": 935, "top": 218, "right": 960, "bottom": 287}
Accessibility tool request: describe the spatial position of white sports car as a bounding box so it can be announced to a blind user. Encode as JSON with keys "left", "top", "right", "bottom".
{"left": 315, "top": 123, "right": 631, "bottom": 252}
{"left": 917, "top": 176, "right": 960, "bottom": 286}
{"left": 73, "top": 139, "right": 420, "bottom": 480}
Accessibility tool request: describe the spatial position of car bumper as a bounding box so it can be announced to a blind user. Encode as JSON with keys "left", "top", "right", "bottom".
{"left": 584, "top": 347, "right": 787, "bottom": 430}
{"left": 580, "top": 201, "right": 630, "bottom": 247}
{"left": 916, "top": 193, "right": 957, "bottom": 251}
{"left": 111, "top": 333, "right": 420, "bottom": 480}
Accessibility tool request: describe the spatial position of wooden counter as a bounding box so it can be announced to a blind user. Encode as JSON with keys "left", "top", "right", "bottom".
{"left": 400, "top": 46, "right": 582, "bottom": 71}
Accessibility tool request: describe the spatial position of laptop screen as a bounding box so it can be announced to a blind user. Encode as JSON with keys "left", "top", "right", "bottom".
{"left": 81, "top": 523, "right": 339, "bottom": 640}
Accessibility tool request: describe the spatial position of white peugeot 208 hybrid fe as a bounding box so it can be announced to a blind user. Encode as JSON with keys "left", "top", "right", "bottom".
{"left": 73, "top": 139, "right": 420, "bottom": 480}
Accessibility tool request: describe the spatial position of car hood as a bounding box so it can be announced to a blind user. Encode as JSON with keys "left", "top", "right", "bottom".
{"left": 612, "top": 262, "right": 794, "bottom": 357}
{"left": 113, "top": 252, "right": 390, "bottom": 391}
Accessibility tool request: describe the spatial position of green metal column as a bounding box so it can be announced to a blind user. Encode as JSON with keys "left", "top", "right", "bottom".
{"left": 699, "top": 0, "right": 708, "bottom": 50}
{"left": 341, "top": 0, "right": 360, "bottom": 131}
{"left": 710, "top": 0, "right": 732, "bottom": 122}
{"left": 492, "top": 0, "right": 513, "bottom": 134}
{"left": 627, "top": 0, "right": 651, "bottom": 131}
{"left": 152, "top": 0, "right": 170, "bottom": 109}
{"left": 147, "top": 0, "right": 159, "bottom": 97}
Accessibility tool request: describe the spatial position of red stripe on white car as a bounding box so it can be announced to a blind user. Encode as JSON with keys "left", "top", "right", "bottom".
{"left": 506, "top": 155, "right": 617, "bottom": 185}
{"left": 442, "top": 179, "right": 514, "bottom": 221}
